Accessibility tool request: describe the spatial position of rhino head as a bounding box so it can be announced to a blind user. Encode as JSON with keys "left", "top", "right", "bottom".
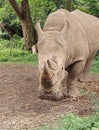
{"left": 36, "top": 20, "right": 69, "bottom": 100}
{"left": 38, "top": 59, "right": 65, "bottom": 100}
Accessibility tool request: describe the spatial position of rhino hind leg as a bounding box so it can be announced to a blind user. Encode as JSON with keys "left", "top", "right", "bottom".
{"left": 79, "top": 58, "right": 93, "bottom": 82}
{"left": 67, "top": 61, "right": 85, "bottom": 99}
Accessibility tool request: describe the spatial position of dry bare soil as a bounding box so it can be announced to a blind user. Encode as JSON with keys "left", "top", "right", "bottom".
{"left": 0, "top": 64, "right": 99, "bottom": 130}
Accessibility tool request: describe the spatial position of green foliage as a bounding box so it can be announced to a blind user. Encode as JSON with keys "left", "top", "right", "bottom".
{"left": 59, "top": 113, "right": 99, "bottom": 130}
{"left": 0, "top": 1, "right": 19, "bottom": 23}
{"left": 0, "top": 48, "right": 38, "bottom": 65}
{"left": 73, "top": 0, "right": 99, "bottom": 16}
{"left": 0, "top": 38, "right": 38, "bottom": 65}
{"left": 0, "top": 0, "right": 99, "bottom": 28}
{"left": 37, "top": 113, "right": 99, "bottom": 130}
{"left": 0, "top": 0, "right": 21, "bottom": 39}
{"left": 91, "top": 55, "right": 99, "bottom": 73}
{"left": 12, "top": 35, "right": 24, "bottom": 49}
{"left": 0, "top": 0, "right": 99, "bottom": 38}
{"left": 0, "top": 36, "right": 24, "bottom": 49}
{"left": 29, "top": 0, "right": 57, "bottom": 25}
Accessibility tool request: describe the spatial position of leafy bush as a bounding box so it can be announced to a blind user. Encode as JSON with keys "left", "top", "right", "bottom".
{"left": 12, "top": 35, "right": 24, "bottom": 49}
{"left": 0, "top": 35, "right": 24, "bottom": 49}
{"left": 30, "top": 0, "right": 57, "bottom": 26}
{"left": 73, "top": 0, "right": 99, "bottom": 17}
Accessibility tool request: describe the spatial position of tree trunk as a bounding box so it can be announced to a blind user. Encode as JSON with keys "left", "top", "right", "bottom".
{"left": 20, "top": 0, "right": 37, "bottom": 51}
{"left": 51, "top": 0, "right": 63, "bottom": 9}
{"left": 66, "top": 0, "right": 72, "bottom": 12}
{"left": 9, "top": 0, "right": 37, "bottom": 52}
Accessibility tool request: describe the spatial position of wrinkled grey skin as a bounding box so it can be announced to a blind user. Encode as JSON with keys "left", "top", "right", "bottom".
{"left": 36, "top": 9, "right": 99, "bottom": 100}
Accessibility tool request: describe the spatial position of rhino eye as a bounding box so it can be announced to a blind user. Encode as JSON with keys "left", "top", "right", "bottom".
{"left": 62, "top": 67, "right": 63, "bottom": 70}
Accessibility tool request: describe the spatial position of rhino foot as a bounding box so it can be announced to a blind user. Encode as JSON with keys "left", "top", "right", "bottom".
{"left": 79, "top": 75, "right": 91, "bottom": 82}
{"left": 53, "top": 91, "right": 65, "bottom": 101}
{"left": 67, "top": 86, "right": 79, "bottom": 99}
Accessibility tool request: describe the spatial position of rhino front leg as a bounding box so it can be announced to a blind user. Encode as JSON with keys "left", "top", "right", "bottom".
{"left": 67, "top": 61, "right": 85, "bottom": 98}
{"left": 79, "top": 58, "right": 93, "bottom": 82}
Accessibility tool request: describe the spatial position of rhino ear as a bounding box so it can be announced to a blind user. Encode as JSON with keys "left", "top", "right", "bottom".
{"left": 60, "top": 20, "right": 69, "bottom": 39}
{"left": 35, "top": 20, "right": 43, "bottom": 39}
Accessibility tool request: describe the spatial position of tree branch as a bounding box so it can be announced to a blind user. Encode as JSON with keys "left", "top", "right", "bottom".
{"left": 8, "top": 0, "right": 22, "bottom": 18}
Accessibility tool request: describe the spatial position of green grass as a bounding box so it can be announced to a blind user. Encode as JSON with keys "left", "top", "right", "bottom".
{"left": 36, "top": 113, "right": 99, "bottom": 130}
{"left": 0, "top": 37, "right": 38, "bottom": 65}
{"left": 0, "top": 41, "right": 38, "bottom": 65}
{"left": 91, "top": 56, "right": 99, "bottom": 73}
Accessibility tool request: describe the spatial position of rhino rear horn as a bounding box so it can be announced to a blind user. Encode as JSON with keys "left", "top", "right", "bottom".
{"left": 60, "top": 20, "right": 69, "bottom": 39}
{"left": 35, "top": 20, "right": 43, "bottom": 38}
{"left": 47, "top": 59, "right": 57, "bottom": 70}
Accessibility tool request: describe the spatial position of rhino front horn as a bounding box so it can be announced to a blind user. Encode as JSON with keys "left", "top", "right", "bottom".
{"left": 43, "top": 63, "right": 48, "bottom": 74}
{"left": 35, "top": 20, "right": 43, "bottom": 38}
{"left": 47, "top": 59, "right": 57, "bottom": 70}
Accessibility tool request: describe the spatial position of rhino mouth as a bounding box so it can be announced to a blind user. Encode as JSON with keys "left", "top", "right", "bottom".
{"left": 39, "top": 92, "right": 63, "bottom": 101}
{"left": 39, "top": 88, "right": 64, "bottom": 101}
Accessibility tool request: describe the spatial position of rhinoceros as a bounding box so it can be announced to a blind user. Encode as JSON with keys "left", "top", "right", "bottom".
{"left": 35, "top": 9, "right": 99, "bottom": 100}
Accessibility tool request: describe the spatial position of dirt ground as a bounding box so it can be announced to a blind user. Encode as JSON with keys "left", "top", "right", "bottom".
{"left": 0, "top": 64, "right": 99, "bottom": 130}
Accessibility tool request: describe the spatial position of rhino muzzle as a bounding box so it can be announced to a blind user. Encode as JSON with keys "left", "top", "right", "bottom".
{"left": 39, "top": 82, "right": 64, "bottom": 101}
{"left": 39, "top": 89, "right": 64, "bottom": 101}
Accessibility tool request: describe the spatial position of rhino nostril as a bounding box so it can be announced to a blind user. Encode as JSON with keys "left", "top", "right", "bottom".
{"left": 41, "top": 78, "right": 53, "bottom": 89}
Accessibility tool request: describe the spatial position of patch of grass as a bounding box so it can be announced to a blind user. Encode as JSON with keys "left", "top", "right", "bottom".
{"left": 36, "top": 113, "right": 99, "bottom": 130}
{"left": 0, "top": 38, "right": 38, "bottom": 66}
{"left": 0, "top": 48, "right": 38, "bottom": 65}
{"left": 91, "top": 57, "right": 99, "bottom": 73}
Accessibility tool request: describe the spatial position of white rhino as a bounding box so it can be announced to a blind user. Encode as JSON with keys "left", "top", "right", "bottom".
{"left": 35, "top": 9, "right": 99, "bottom": 100}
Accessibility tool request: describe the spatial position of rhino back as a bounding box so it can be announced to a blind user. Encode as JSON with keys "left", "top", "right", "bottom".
{"left": 43, "top": 9, "right": 70, "bottom": 31}
{"left": 72, "top": 10, "right": 99, "bottom": 55}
